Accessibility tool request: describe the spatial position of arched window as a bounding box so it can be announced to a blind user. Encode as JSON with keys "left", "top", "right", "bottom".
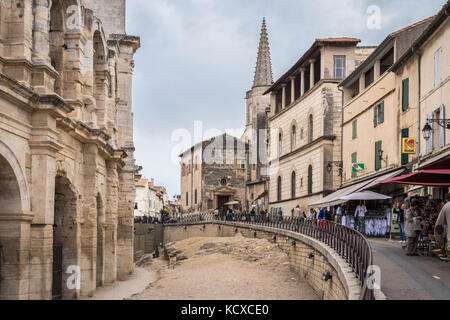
{"left": 308, "top": 165, "right": 313, "bottom": 195}
{"left": 291, "top": 171, "right": 296, "bottom": 199}
{"left": 291, "top": 125, "right": 296, "bottom": 151}
{"left": 278, "top": 132, "right": 282, "bottom": 157}
{"left": 308, "top": 114, "right": 314, "bottom": 144}
{"left": 194, "top": 189, "right": 198, "bottom": 204}
{"left": 277, "top": 176, "right": 282, "bottom": 202}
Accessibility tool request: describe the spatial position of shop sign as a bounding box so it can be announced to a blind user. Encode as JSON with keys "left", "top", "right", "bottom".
{"left": 402, "top": 138, "right": 417, "bottom": 154}
{"left": 352, "top": 163, "right": 365, "bottom": 173}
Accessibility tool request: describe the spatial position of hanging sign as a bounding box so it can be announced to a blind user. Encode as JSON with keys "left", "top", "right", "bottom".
{"left": 402, "top": 138, "right": 417, "bottom": 154}
{"left": 352, "top": 163, "right": 365, "bottom": 173}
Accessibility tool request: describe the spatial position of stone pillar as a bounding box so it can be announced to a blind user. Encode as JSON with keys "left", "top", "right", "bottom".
{"left": 28, "top": 110, "right": 62, "bottom": 300}
{"left": 309, "top": 59, "right": 316, "bottom": 87}
{"left": 290, "top": 76, "right": 295, "bottom": 103}
{"left": 104, "top": 160, "right": 119, "bottom": 284}
{"left": 374, "top": 59, "right": 381, "bottom": 80}
{"left": 359, "top": 74, "right": 365, "bottom": 91}
{"left": 281, "top": 84, "right": 286, "bottom": 110}
{"left": 300, "top": 68, "right": 305, "bottom": 96}
{"left": 32, "top": 0, "right": 51, "bottom": 65}
{"left": 270, "top": 93, "right": 276, "bottom": 115}
{"left": 80, "top": 143, "right": 98, "bottom": 297}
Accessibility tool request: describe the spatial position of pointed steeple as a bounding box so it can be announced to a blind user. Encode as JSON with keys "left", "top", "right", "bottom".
{"left": 253, "top": 17, "right": 273, "bottom": 88}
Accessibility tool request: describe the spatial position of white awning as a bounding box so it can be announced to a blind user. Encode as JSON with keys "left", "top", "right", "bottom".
{"left": 308, "top": 168, "right": 405, "bottom": 208}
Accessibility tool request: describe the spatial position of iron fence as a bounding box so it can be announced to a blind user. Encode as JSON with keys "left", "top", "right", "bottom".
{"left": 176, "top": 213, "right": 374, "bottom": 300}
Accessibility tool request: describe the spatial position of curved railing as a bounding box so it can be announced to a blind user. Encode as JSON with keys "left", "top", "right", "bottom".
{"left": 174, "top": 213, "right": 374, "bottom": 300}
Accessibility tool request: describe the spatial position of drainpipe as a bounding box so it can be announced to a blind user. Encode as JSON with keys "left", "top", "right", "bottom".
{"left": 414, "top": 47, "right": 422, "bottom": 167}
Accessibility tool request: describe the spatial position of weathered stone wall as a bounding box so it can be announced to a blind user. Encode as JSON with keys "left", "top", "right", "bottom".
{"left": 163, "top": 222, "right": 361, "bottom": 300}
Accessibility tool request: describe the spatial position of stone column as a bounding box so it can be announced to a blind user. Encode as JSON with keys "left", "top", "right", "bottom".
{"left": 281, "top": 84, "right": 286, "bottom": 110}
{"left": 32, "top": 0, "right": 51, "bottom": 65}
{"left": 104, "top": 160, "right": 119, "bottom": 284}
{"left": 28, "top": 110, "right": 62, "bottom": 300}
{"left": 374, "top": 59, "right": 381, "bottom": 80}
{"left": 80, "top": 143, "right": 98, "bottom": 297}
{"left": 359, "top": 74, "right": 365, "bottom": 91}
{"left": 300, "top": 68, "right": 305, "bottom": 96}
{"left": 290, "top": 76, "right": 295, "bottom": 103}
{"left": 270, "top": 93, "right": 276, "bottom": 115}
{"left": 309, "top": 59, "right": 316, "bottom": 87}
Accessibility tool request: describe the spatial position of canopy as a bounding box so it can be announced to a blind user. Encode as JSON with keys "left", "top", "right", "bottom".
{"left": 380, "top": 169, "right": 450, "bottom": 186}
{"left": 340, "top": 191, "right": 392, "bottom": 201}
{"left": 419, "top": 154, "right": 450, "bottom": 170}
{"left": 225, "top": 201, "right": 240, "bottom": 205}
{"left": 309, "top": 169, "right": 404, "bottom": 208}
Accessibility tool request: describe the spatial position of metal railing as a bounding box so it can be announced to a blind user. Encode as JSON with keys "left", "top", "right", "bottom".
{"left": 175, "top": 213, "right": 374, "bottom": 300}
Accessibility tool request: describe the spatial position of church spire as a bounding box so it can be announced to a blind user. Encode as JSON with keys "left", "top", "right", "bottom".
{"left": 253, "top": 17, "right": 273, "bottom": 88}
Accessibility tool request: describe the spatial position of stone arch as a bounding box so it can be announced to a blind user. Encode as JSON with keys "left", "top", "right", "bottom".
{"left": 92, "top": 29, "right": 108, "bottom": 129}
{"left": 0, "top": 142, "right": 31, "bottom": 299}
{"left": 290, "top": 119, "right": 297, "bottom": 152}
{"left": 0, "top": 141, "right": 30, "bottom": 214}
{"left": 308, "top": 113, "right": 314, "bottom": 144}
{"left": 96, "top": 192, "right": 106, "bottom": 287}
{"left": 49, "top": 0, "right": 66, "bottom": 95}
{"left": 53, "top": 174, "right": 81, "bottom": 300}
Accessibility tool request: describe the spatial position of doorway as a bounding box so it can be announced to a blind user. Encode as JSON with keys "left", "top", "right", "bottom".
{"left": 217, "top": 195, "right": 230, "bottom": 211}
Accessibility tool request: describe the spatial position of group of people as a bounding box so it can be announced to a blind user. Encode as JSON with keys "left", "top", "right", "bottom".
{"left": 401, "top": 197, "right": 449, "bottom": 257}
{"left": 134, "top": 215, "right": 162, "bottom": 224}
{"left": 213, "top": 207, "right": 239, "bottom": 221}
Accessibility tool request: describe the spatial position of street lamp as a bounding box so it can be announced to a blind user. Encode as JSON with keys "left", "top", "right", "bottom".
{"left": 422, "top": 119, "right": 450, "bottom": 141}
{"left": 422, "top": 123, "right": 432, "bottom": 141}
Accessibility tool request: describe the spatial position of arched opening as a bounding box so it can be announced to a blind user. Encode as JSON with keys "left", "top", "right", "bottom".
{"left": 278, "top": 132, "right": 282, "bottom": 157}
{"left": 0, "top": 155, "right": 25, "bottom": 299}
{"left": 291, "top": 171, "right": 296, "bottom": 199}
{"left": 53, "top": 176, "right": 80, "bottom": 300}
{"left": 291, "top": 125, "right": 296, "bottom": 151}
{"left": 93, "top": 30, "right": 107, "bottom": 129}
{"left": 308, "top": 115, "right": 314, "bottom": 144}
{"left": 308, "top": 165, "right": 313, "bottom": 195}
{"left": 277, "top": 176, "right": 282, "bottom": 202}
{"left": 96, "top": 193, "right": 105, "bottom": 287}
{"left": 49, "top": 0, "right": 65, "bottom": 95}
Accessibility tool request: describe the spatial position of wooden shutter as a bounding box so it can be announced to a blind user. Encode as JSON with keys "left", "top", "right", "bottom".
{"left": 435, "top": 48, "right": 442, "bottom": 88}
{"left": 352, "top": 120, "right": 357, "bottom": 139}
{"left": 440, "top": 105, "right": 445, "bottom": 147}
{"left": 402, "top": 79, "right": 409, "bottom": 111}
{"left": 374, "top": 105, "right": 378, "bottom": 127}
{"left": 401, "top": 128, "right": 409, "bottom": 165}
{"left": 351, "top": 152, "right": 357, "bottom": 178}
{"left": 426, "top": 112, "right": 433, "bottom": 154}
{"left": 375, "top": 141, "right": 382, "bottom": 171}
{"left": 379, "top": 101, "right": 384, "bottom": 123}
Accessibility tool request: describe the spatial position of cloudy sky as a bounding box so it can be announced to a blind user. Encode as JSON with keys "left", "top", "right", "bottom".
{"left": 126, "top": 0, "right": 444, "bottom": 199}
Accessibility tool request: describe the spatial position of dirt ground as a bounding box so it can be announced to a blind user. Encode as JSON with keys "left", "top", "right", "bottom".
{"left": 130, "top": 234, "right": 319, "bottom": 300}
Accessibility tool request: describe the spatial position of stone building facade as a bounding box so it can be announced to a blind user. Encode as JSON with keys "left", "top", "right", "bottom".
{"left": 340, "top": 17, "right": 433, "bottom": 187}
{"left": 180, "top": 134, "right": 246, "bottom": 214}
{"left": 0, "top": 0, "right": 139, "bottom": 299}
{"left": 242, "top": 18, "right": 272, "bottom": 212}
{"left": 265, "top": 38, "right": 374, "bottom": 214}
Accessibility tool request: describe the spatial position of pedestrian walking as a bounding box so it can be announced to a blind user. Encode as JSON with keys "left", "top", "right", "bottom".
{"left": 405, "top": 199, "right": 422, "bottom": 256}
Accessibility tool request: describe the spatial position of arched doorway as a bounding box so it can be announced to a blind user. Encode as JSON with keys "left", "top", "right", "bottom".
{"left": 96, "top": 194, "right": 105, "bottom": 287}
{"left": 0, "top": 154, "right": 28, "bottom": 299}
{"left": 53, "top": 176, "right": 80, "bottom": 300}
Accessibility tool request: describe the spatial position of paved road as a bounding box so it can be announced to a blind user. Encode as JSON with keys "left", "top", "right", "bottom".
{"left": 369, "top": 238, "right": 450, "bottom": 300}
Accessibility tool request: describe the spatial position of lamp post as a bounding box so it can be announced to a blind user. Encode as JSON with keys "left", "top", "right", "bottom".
{"left": 422, "top": 119, "right": 450, "bottom": 141}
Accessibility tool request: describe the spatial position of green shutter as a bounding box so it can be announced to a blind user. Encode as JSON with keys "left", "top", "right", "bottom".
{"left": 351, "top": 152, "right": 357, "bottom": 178}
{"left": 375, "top": 141, "right": 382, "bottom": 171}
{"left": 401, "top": 128, "right": 409, "bottom": 165}
{"left": 374, "top": 105, "right": 378, "bottom": 127}
{"left": 379, "top": 101, "right": 384, "bottom": 123}
{"left": 352, "top": 120, "right": 357, "bottom": 139}
{"left": 402, "top": 78, "right": 409, "bottom": 111}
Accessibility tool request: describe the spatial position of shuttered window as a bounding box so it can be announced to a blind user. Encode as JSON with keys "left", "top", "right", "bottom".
{"left": 401, "top": 128, "right": 409, "bottom": 165}
{"left": 375, "top": 141, "right": 382, "bottom": 171}
{"left": 435, "top": 48, "right": 442, "bottom": 88}
{"left": 402, "top": 78, "right": 409, "bottom": 111}
{"left": 352, "top": 120, "right": 357, "bottom": 139}
{"left": 426, "top": 112, "right": 433, "bottom": 154}
{"left": 374, "top": 105, "right": 378, "bottom": 127}
{"left": 351, "top": 152, "right": 357, "bottom": 178}
{"left": 379, "top": 101, "right": 384, "bottom": 123}
{"left": 440, "top": 105, "right": 446, "bottom": 147}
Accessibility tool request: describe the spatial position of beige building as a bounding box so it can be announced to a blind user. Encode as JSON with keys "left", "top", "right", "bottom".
{"left": 242, "top": 18, "right": 272, "bottom": 211}
{"left": 0, "top": 0, "right": 139, "bottom": 299}
{"left": 390, "top": 1, "right": 450, "bottom": 198}
{"left": 339, "top": 17, "right": 433, "bottom": 191}
{"left": 265, "top": 38, "right": 374, "bottom": 214}
{"left": 180, "top": 134, "right": 246, "bottom": 214}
